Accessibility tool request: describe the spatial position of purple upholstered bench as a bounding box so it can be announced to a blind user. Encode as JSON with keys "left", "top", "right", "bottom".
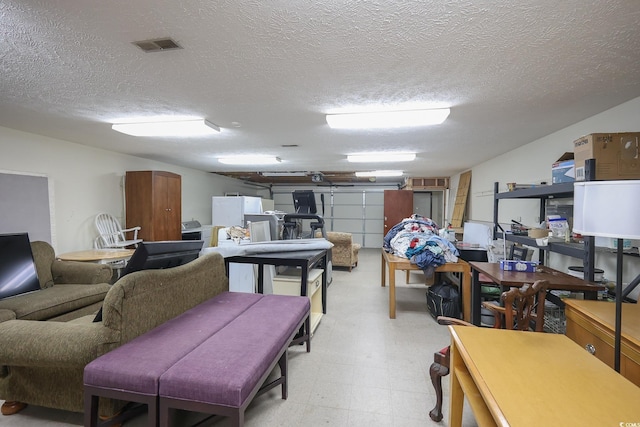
{"left": 83, "top": 292, "right": 265, "bottom": 427}
{"left": 158, "top": 294, "right": 311, "bottom": 427}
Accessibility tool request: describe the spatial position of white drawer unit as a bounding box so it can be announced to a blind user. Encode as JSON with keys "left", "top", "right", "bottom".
{"left": 272, "top": 268, "right": 323, "bottom": 334}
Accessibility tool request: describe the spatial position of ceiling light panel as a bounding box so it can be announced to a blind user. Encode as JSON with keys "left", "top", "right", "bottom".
{"left": 326, "top": 108, "right": 450, "bottom": 129}
{"left": 112, "top": 119, "right": 220, "bottom": 137}
{"left": 355, "top": 170, "right": 403, "bottom": 177}
{"left": 218, "top": 156, "right": 282, "bottom": 165}
{"left": 347, "top": 153, "right": 416, "bottom": 163}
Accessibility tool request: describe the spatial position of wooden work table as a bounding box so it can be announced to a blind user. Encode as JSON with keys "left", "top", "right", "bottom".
{"left": 448, "top": 325, "right": 640, "bottom": 426}
{"left": 381, "top": 250, "right": 471, "bottom": 321}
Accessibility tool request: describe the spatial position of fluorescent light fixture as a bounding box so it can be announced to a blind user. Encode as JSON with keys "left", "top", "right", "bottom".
{"left": 347, "top": 153, "right": 416, "bottom": 163}
{"left": 112, "top": 119, "right": 220, "bottom": 137}
{"left": 326, "top": 108, "right": 450, "bottom": 129}
{"left": 260, "top": 172, "right": 307, "bottom": 177}
{"left": 218, "top": 156, "right": 281, "bottom": 165}
{"left": 355, "top": 170, "right": 403, "bottom": 177}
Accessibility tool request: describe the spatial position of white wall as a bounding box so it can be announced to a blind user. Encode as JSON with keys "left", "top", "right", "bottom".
{"left": 0, "top": 126, "right": 269, "bottom": 253}
{"left": 448, "top": 96, "right": 640, "bottom": 289}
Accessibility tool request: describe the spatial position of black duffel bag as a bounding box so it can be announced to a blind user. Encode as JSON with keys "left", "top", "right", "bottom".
{"left": 426, "top": 281, "right": 461, "bottom": 319}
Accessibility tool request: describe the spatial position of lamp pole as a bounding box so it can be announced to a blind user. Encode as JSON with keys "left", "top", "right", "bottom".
{"left": 614, "top": 239, "right": 623, "bottom": 372}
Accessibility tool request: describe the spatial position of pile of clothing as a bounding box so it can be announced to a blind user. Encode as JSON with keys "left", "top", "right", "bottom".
{"left": 383, "top": 214, "right": 459, "bottom": 277}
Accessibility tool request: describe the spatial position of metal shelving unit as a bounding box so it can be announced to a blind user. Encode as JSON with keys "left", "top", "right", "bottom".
{"left": 492, "top": 166, "right": 596, "bottom": 283}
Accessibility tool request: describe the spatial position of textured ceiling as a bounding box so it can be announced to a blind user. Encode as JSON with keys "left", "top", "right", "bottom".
{"left": 1, "top": 0, "right": 639, "bottom": 185}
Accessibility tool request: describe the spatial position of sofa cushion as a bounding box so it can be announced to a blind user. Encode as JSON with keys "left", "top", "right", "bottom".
{"left": 0, "top": 284, "right": 110, "bottom": 320}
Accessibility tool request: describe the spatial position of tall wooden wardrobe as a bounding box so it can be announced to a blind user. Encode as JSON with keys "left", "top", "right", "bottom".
{"left": 125, "top": 171, "right": 182, "bottom": 241}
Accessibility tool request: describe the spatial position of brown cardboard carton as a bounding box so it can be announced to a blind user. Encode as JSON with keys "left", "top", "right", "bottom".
{"left": 573, "top": 133, "right": 640, "bottom": 180}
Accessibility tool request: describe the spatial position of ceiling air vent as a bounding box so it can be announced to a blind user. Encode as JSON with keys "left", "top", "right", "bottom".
{"left": 132, "top": 38, "right": 182, "bottom": 53}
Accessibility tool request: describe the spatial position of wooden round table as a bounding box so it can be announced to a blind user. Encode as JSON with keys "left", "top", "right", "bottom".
{"left": 57, "top": 249, "right": 135, "bottom": 262}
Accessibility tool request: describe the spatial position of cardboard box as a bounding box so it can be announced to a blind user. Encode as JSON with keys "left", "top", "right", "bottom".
{"left": 573, "top": 133, "right": 640, "bottom": 181}
{"left": 499, "top": 260, "right": 538, "bottom": 272}
{"left": 552, "top": 152, "right": 575, "bottom": 183}
{"left": 528, "top": 228, "right": 549, "bottom": 238}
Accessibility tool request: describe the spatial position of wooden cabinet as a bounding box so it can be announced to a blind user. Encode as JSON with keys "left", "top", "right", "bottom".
{"left": 125, "top": 171, "right": 182, "bottom": 241}
{"left": 272, "top": 268, "right": 323, "bottom": 335}
{"left": 565, "top": 299, "right": 640, "bottom": 387}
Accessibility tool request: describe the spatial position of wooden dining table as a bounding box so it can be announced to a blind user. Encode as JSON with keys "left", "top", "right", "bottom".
{"left": 469, "top": 261, "right": 605, "bottom": 326}
{"left": 381, "top": 249, "right": 471, "bottom": 321}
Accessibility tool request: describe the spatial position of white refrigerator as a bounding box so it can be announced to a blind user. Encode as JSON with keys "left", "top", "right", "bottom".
{"left": 212, "top": 196, "right": 263, "bottom": 227}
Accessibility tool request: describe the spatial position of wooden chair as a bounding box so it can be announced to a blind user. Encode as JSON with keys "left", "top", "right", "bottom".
{"left": 94, "top": 212, "right": 142, "bottom": 249}
{"left": 428, "top": 279, "right": 549, "bottom": 422}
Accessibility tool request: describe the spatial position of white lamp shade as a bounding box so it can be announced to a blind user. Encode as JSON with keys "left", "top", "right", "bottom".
{"left": 573, "top": 180, "right": 640, "bottom": 239}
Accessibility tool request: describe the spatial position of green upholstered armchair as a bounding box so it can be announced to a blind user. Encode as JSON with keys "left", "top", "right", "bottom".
{"left": 0, "top": 241, "right": 112, "bottom": 322}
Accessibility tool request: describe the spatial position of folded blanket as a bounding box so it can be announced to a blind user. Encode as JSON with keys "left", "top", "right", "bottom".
{"left": 202, "top": 238, "right": 333, "bottom": 258}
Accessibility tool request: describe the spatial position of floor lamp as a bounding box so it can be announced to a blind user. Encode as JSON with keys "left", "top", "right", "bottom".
{"left": 573, "top": 180, "right": 640, "bottom": 372}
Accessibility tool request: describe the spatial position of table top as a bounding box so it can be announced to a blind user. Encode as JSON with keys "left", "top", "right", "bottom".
{"left": 564, "top": 299, "right": 640, "bottom": 347}
{"left": 57, "top": 249, "right": 135, "bottom": 262}
{"left": 469, "top": 261, "right": 604, "bottom": 292}
{"left": 449, "top": 325, "right": 640, "bottom": 425}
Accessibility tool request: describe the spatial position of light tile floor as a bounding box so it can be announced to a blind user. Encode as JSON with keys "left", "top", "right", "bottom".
{"left": 0, "top": 248, "right": 478, "bottom": 426}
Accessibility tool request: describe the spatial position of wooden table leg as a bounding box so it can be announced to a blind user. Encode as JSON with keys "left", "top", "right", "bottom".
{"left": 381, "top": 252, "right": 386, "bottom": 287}
{"left": 461, "top": 268, "right": 471, "bottom": 323}
{"left": 471, "top": 269, "right": 481, "bottom": 326}
{"left": 389, "top": 263, "right": 396, "bottom": 319}
{"left": 584, "top": 291, "right": 598, "bottom": 300}
{"left": 448, "top": 339, "right": 463, "bottom": 427}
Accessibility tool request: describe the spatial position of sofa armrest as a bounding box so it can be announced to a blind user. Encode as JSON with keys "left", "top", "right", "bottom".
{"left": 0, "top": 319, "right": 117, "bottom": 368}
{"left": 52, "top": 259, "right": 113, "bottom": 285}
